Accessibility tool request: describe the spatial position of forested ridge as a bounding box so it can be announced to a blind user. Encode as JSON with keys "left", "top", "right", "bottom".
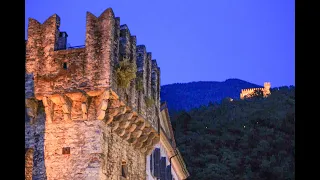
{"left": 160, "top": 78, "right": 262, "bottom": 113}
{"left": 170, "top": 86, "right": 295, "bottom": 180}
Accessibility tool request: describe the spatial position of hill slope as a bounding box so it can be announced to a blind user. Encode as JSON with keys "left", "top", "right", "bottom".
{"left": 160, "top": 78, "right": 262, "bottom": 112}
{"left": 171, "top": 86, "right": 295, "bottom": 180}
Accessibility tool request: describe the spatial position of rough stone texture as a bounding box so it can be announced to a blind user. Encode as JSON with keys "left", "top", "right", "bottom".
{"left": 25, "top": 112, "right": 47, "bottom": 180}
{"left": 84, "top": 9, "right": 115, "bottom": 90}
{"left": 129, "top": 36, "right": 138, "bottom": 111}
{"left": 104, "top": 126, "right": 146, "bottom": 180}
{"left": 25, "top": 7, "right": 162, "bottom": 180}
{"left": 26, "top": 7, "right": 160, "bottom": 126}
{"left": 109, "top": 15, "right": 120, "bottom": 98}
{"left": 25, "top": 112, "right": 147, "bottom": 180}
{"left": 146, "top": 53, "right": 152, "bottom": 98}
{"left": 118, "top": 24, "right": 138, "bottom": 111}
{"left": 136, "top": 45, "right": 148, "bottom": 122}
{"left": 25, "top": 148, "right": 34, "bottom": 180}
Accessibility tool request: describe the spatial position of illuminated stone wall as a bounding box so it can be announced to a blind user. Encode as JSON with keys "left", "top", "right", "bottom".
{"left": 240, "top": 82, "right": 271, "bottom": 99}
{"left": 25, "top": 8, "right": 161, "bottom": 180}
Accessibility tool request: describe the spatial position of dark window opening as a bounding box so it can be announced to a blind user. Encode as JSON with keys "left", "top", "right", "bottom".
{"left": 62, "top": 147, "right": 70, "bottom": 154}
{"left": 152, "top": 148, "right": 161, "bottom": 178}
{"left": 63, "top": 62, "right": 67, "bottom": 69}
{"left": 160, "top": 157, "right": 166, "bottom": 180}
{"left": 166, "top": 164, "right": 173, "bottom": 180}
{"left": 121, "top": 161, "right": 128, "bottom": 178}
{"left": 59, "top": 32, "right": 66, "bottom": 37}
{"left": 126, "top": 94, "right": 129, "bottom": 104}
{"left": 137, "top": 96, "right": 141, "bottom": 114}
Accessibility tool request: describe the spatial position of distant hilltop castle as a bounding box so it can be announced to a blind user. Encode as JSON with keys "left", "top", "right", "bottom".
{"left": 240, "top": 82, "right": 271, "bottom": 99}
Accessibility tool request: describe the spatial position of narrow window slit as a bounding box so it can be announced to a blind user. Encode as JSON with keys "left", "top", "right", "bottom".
{"left": 121, "top": 161, "right": 128, "bottom": 178}
{"left": 63, "top": 62, "right": 67, "bottom": 69}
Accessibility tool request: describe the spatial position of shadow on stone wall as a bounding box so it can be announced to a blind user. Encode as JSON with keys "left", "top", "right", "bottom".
{"left": 25, "top": 102, "right": 47, "bottom": 180}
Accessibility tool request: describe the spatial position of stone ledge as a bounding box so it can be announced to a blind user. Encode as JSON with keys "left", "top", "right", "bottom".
{"left": 26, "top": 89, "right": 160, "bottom": 154}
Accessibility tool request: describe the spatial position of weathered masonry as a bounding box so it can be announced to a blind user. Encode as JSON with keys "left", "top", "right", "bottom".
{"left": 25, "top": 8, "right": 162, "bottom": 180}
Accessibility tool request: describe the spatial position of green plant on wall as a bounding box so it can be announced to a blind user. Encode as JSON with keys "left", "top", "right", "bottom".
{"left": 116, "top": 57, "right": 137, "bottom": 88}
{"left": 37, "top": 100, "right": 45, "bottom": 114}
{"left": 145, "top": 97, "right": 154, "bottom": 108}
{"left": 136, "top": 76, "right": 143, "bottom": 92}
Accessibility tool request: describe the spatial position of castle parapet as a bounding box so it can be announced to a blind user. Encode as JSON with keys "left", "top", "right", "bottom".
{"left": 136, "top": 45, "right": 147, "bottom": 116}
{"left": 151, "top": 60, "right": 160, "bottom": 104}
{"left": 26, "top": 8, "right": 161, "bottom": 149}
{"left": 119, "top": 24, "right": 131, "bottom": 58}
{"left": 240, "top": 82, "right": 271, "bottom": 99}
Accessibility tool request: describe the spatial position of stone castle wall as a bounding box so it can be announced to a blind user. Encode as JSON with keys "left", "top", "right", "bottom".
{"left": 240, "top": 82, "right": 271, "bottom": 99}
{"left": 25, "top": 113, "right": 146, "bottom": 179}
{"left": 25, "top": 8, "right": 161, "bottom": 180}
{"left": 26, "top": 8, "right": 161, "bottom": 131}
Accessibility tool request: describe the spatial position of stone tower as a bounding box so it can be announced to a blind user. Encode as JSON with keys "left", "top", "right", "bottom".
{"left": 263, "top": 82, "right": 271, "bottom": 96}
{"left": 25, "top": 8, "right": 161, "bottom": 180}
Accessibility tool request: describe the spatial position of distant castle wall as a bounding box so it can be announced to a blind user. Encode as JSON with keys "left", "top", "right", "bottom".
{"left": 240, "top": 82, "right": 271, "bottom": 99}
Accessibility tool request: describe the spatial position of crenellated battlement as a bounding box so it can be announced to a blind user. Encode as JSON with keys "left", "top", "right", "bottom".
{"left": 26, "top": 8, "right": 161, "bottom": 131}
{"left": 240, "top": 82, "right": 271, "bottom": 99}
{"left": 241, "top": 87, "right": 264, "bottom": 93}
{"left": 25, "top": 8, "right": 168, "bottom": 180}
{"left": 25, "top": 7, "right": 161, "bottom": 168}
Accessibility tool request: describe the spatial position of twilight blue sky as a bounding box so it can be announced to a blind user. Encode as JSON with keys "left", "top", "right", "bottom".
{"left": 25, "top": 0, "right": 295, "bottom": 87}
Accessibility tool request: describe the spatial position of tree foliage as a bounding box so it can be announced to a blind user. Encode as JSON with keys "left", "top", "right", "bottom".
{"left": 171, "top": 86, "right": 295, "bottom": 180}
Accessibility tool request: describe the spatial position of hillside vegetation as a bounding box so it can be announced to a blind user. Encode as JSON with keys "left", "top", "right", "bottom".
{"left": 161, "top": 78, "right": 262, "bottom": 112}
{"left": 171, "top": 86, "right": 295, "bottom": 180}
